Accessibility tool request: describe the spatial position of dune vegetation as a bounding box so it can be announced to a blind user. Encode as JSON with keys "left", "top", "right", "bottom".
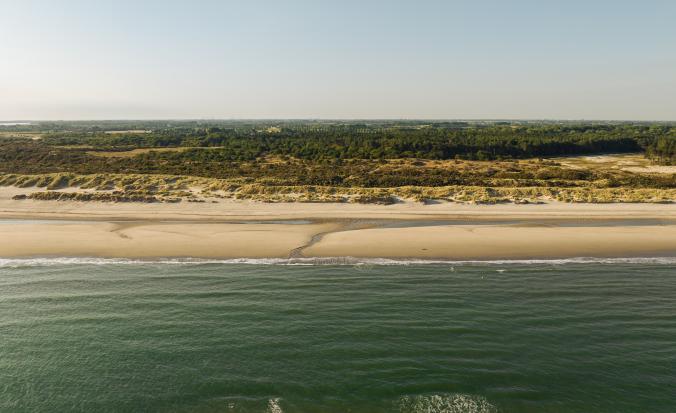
{"left": 0, "top": 120, "right": 674, "bottom": 204}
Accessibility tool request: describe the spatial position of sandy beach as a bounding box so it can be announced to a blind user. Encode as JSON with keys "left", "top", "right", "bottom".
{"left": 1, "top": 187, "right": 675, "bottom": 260}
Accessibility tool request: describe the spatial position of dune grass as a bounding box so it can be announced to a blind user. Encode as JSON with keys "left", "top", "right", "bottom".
{"left": 1, "top": 171, "right": 674, "bottom": 204}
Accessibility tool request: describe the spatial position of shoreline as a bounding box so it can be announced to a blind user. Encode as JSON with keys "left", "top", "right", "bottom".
{"left": 1, "top": 199, "right": 675, "bottom": 260}
{"left": 1, "top": 188, "right": 675, "bottom": 260}
{"left": 2, "top": 257, "right": 676, "bottom": 266}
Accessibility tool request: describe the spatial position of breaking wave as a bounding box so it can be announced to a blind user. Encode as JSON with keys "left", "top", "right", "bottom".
{"left": 398, "top": 393, "right": 497, "bottom": 413}
{"left": 266, "top": 398, "right": 283, "bottom": 413}
{"left": 1, "top": 256, "right": 675, "bottom": 268}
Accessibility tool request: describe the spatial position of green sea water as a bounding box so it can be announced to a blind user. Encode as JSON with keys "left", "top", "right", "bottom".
{"left": 1, "top": 259, "right": 675, "bottom": 412}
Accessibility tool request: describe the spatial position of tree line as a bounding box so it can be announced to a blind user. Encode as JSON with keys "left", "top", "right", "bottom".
{"left": 39, "top": 123, "right": 674, "bottom": 161}
{"left": 646, "top": 136, "right": 676, "bottom": 165}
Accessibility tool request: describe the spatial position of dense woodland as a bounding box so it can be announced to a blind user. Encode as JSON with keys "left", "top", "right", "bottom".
{"left": 1, "top": 121, "right": 674, "bottom": 188}
{"left": 31, "top": 122, "right": 673, "bottom": 160}
{"left": 646, "top": 136, "right": 676, "bottom": 165}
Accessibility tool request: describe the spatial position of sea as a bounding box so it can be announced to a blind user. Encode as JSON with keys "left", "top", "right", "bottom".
{"left": 1, "top": 258, "right": 675, "bottom": 412}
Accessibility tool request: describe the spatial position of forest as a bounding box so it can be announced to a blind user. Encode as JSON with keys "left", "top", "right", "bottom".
{"left": 28, "top": 121, "right": 673, "bottom": 160}
{"left": 646, "top": 136, "right": 676, "bottom": 165}
{"left": 1, "top": 120, "right": 674, "bottom": 187}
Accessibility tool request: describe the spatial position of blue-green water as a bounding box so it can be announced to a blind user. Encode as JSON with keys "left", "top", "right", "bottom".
{"left": 1, "top": 259, "right": 675, "bottom": 412}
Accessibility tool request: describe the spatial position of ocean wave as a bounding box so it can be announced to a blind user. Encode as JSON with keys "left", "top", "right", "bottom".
{"left": 398, "top": 393, "right": 497, "bottom": 413}
{"left": 266, "top": 398, "right": 283, "bottom": 413}
{"left": 1, "top": 256, "right": 676, "bottom": 268}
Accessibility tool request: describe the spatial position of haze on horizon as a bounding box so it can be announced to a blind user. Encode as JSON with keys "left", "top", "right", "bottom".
{"left": 1, "top": 0, "right": 675, "bottom": 121}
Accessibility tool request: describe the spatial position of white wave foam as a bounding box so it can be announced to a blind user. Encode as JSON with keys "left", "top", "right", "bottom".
{"left": 398, "top": 393, "right": 497, "bottom": 413}
{"left": 1, "top": 256, "right": 675, "bottom": 268}
{"left": 266, "top": 398, "right": 283, "bottom": 413}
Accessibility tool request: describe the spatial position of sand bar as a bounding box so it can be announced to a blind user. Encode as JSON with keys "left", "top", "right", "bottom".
{"left": 0, "top": 221, "right": 339, "bottom": 259}
{"left": 304, "top": 224, "right": 676, "bottom": 260}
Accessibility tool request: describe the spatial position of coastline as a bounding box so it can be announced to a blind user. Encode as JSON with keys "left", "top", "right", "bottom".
{"left": 1, "top": 193, "right": 675, "bottom": 260}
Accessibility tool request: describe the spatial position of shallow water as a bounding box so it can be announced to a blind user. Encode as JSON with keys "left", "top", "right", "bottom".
{"left": 1, "top": 261, "right": 675, "bottom": 412}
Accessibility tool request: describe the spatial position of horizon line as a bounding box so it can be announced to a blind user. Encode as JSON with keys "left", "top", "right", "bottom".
{"left": 3, "top": 118, "right": 676, "bottom": 123}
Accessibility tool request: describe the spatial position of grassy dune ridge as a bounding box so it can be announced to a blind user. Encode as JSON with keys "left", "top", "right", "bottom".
{"left": 2, "top": 169, "right": 674, "bottom": 204}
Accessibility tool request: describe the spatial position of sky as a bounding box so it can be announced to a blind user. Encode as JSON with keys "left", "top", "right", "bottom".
{"left": 1, "top": 0, "right": 675, "bottom": 120}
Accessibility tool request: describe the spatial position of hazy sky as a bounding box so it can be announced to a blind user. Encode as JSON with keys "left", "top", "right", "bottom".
{"left": 1, "top": 0, "right": 675, "bottom": 120}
